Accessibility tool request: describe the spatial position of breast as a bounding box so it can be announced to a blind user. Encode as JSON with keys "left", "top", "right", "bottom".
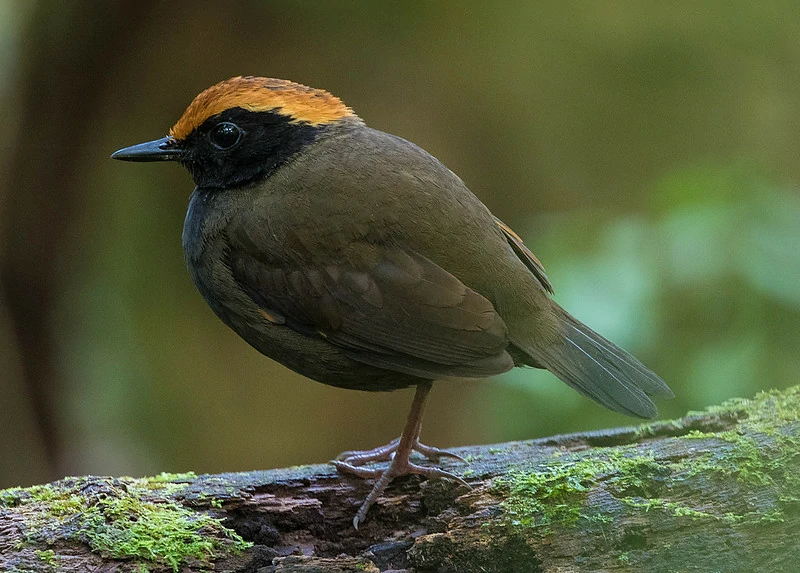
{"left": 182, "top": 187, "right": 255, "bottom": 321}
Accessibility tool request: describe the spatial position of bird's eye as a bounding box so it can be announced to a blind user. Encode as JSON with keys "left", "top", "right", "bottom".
{"left": 209, "top": 122, "right": 242, "bottom": 150}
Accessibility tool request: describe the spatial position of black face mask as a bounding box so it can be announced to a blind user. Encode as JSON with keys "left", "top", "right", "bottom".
{"left": 181, "top": 107, "right": 322, "bottom": 189}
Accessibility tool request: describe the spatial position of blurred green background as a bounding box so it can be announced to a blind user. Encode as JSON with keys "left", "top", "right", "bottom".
{"left": 1, "top": 1, "right": 799, "bottom": 489}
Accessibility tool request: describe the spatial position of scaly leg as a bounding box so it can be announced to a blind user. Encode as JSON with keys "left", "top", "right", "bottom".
{"left": 332, "top": 381, "right": 470, "bottom": 529}
{"left": 336, "top": 432, "right": 467, "bottom": 467}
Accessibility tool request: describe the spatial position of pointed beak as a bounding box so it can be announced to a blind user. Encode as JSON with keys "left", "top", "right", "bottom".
{"left": 111, "top": 136, "right": 183, "bottom": 162}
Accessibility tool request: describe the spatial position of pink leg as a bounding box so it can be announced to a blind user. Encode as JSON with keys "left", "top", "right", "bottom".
{"left": 332, "top": 381, "right": 470, "bottom": 529}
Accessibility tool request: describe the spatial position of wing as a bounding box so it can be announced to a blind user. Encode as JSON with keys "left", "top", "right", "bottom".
{"left": 494, "top": 216, "right": 553, "bottom": 294}
{"left": 227, "top": 240, "right": 514, "bottom": 380}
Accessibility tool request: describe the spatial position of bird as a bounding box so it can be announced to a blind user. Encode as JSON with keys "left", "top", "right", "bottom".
{"left": 111, "top": 76, "right": 673, "bottom": 528}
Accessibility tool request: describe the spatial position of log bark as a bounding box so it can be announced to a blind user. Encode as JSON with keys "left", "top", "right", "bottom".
{"left": 2, "top": 386, "right": 799, "bottom": 573}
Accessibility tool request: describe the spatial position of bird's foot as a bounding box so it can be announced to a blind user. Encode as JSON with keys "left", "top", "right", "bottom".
{"left": 333, "top": 438, "right": 470, "bottom": 529}
{"left": 335, "top": 437, "right": 467, "bottom": 467}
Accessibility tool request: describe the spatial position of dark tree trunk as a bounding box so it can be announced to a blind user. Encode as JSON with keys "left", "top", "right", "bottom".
{"left": 0, "top": 0, "right": 160, "bottom": 481}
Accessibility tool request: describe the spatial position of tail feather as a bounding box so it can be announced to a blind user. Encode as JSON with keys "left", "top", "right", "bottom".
{"left": 528, "top": 308, "right": 673, "bottom": 419}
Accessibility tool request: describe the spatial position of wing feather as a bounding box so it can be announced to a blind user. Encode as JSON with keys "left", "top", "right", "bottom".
{"left": 227, "top": 242, "right": 513, "bottom": 379}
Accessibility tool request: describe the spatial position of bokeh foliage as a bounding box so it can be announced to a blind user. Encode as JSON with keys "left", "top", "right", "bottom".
{"left": 1, "top": 2, "right": 798, "bottom": 489}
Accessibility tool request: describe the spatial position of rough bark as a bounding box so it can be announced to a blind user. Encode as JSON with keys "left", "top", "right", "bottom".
{"left": 2, "top": 386, "right": 799, "bottom": 573}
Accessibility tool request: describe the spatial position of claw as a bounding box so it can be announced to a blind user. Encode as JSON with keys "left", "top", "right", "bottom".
{"left": 409, "top": 464, "right": 472, "bottom": 489}
{"left": 334, "top": 438, "right": 472, "bottom": 527}
{"left": 347, "top": 458, "right": 472, "bottom": 528}
{"left": 331, "top": 381, "right": 470, "bottom": 528}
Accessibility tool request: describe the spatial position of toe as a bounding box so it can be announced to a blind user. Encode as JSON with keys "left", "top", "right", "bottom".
{"left": 413, "top": 442, "right": 468, "bottom": 464}
{"left": 335, "top": 437, "right": 401, "bottom": 464}
{"left": 405, "top": 462, "right": 472, "bottom": 489}
{"left": 332, "top": 460, "right": 384, "bottom": 479}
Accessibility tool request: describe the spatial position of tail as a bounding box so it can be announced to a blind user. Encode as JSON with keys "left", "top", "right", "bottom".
{"left": 527, "top": 307, "right": 673, "bottom": 418}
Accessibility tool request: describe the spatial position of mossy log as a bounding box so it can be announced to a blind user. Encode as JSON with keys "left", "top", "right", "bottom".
{"left": 2, "top": 387, "right": 799, "bottom": 573}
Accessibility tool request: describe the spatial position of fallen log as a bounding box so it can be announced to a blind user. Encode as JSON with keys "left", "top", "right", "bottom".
{"left": 2, "top": 386, "right": 799, "bottom": 572}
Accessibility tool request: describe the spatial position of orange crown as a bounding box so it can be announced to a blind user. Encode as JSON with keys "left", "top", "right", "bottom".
{"left": 170, "top": 76, "right": 358, "bottom": 140}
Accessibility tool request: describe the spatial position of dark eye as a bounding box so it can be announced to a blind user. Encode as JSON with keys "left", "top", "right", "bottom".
{"left": 209, "top": 122, "right": 242, "bottom": 150}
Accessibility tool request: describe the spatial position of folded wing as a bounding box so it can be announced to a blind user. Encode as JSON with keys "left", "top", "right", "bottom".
{"left": 228, "top": 242, "right": 514, "bottom": 380}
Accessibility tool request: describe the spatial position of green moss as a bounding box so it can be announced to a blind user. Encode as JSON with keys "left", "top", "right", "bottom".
{"left": 195, "top": 490, "right": 227, "bottom": 509}
{"left": 0, "top": 475, "right": 250, "bottom": 572}
{"left": 81, "top": 495, "right": 233, "bottom": 570}
{"left": 0, "top": 483, "right": 85, "bottom": 515}
{"left": 35, "top": 549, "right": 57, "bottom": 565}
{"left": 708, "top": 387, "right": 800, "bottom": 420}
{"left": 496, "top": 467, "right": 586, "bottom": 529}
{"left": 495, "top": 385, "right": 800, "bottom": 533}
{"left": 494, "top": 449, "right": 669, "bottom": 530}
{"left": 622, "top": 498, "right": 727, "bottom": 521}
{"left": 682, "top": 432, "right": 776, "bottom": 485}
{"left": 145, "top": 471, "right": 198, "bottom": 483}
{"left": 0, "top": 487, "right": 23, "bottom": 507}
{"left": 635, "top": 418, "right": 686, "bottom": 439}
{"left": 676, "top": 386, "right": 800, "bottom": 515}
{"left": 30, "top": 484, "right": 85, "bottom": 516}
{"left": 602, "top": 450, "right": 666, "bottom": 495}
